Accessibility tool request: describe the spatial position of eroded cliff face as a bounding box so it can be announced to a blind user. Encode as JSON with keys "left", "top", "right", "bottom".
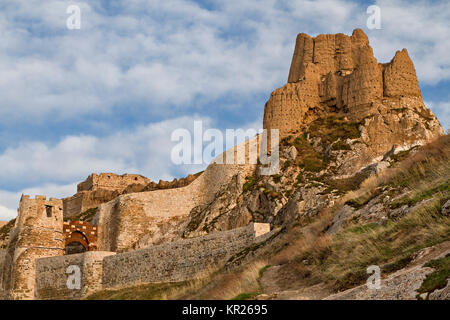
{"left": 264, "top": 29, "right": 442, "bottom": 173}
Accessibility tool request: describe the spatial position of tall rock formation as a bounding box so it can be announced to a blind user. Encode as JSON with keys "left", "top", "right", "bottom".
{"left": 264, "top": 29, "right": 443, "bottom": 175}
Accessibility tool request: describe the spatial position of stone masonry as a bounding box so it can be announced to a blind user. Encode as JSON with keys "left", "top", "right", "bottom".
{"left": 34, "top": 223, "right": 271, "bottom": 299}
{"left": 1, "top": 195, "right": 65, "bottom": 300}
{"left": 35, "top": 251, "right": 116, "bottom": 300}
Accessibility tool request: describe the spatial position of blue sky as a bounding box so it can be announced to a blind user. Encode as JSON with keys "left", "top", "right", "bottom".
{"left": 0, "top": 0, "right": 449, "bottom": 219}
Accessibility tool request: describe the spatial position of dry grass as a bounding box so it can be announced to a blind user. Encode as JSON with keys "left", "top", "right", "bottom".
{"left": 86, "top": 272, "right": 214, "bottom": 300}
{"left": 270, "top": 195, "right": 450, "bottom": 292}
{"left": 88, "top": 135, "right": 450, "bottom": 299}
{"left": 343, "top": 134, "right": 450, "bottom": 205}
{"left": 271, "top": 209, "right": 334, "bottom": 266}
{"left": 268, "top": 134, "right": 450, "bottom": 292}
{"left": 186, "top": 260, "right": 268, "bottom": 300}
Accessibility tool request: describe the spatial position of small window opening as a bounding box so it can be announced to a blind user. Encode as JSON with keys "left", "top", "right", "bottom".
{"left": 45, "top": 205, "right": 53, "bottom": 217}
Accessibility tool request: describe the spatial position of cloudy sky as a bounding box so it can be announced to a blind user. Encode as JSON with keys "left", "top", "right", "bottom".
{"left": 0, "top": 0, "right": 449, "bottom": 220}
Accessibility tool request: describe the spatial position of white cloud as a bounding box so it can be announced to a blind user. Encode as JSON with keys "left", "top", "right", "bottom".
{"left": 0, "top": 114, "right": 266, "bottom": 220}
{"left": 0, "top": 116, "right": 215, "bottom": 187}
{"left": 426, "top": 100, "right": 450, "bottom": 131}
{"left": 0, "top": 205, "right": 16, "bottom": 221}
{"left": 0, "top": 0, "right": 447, "bottom": 122}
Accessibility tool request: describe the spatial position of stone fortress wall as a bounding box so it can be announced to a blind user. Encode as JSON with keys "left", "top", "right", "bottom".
{"left": 77, "top": 173, "right": 150, "bottom": 192}
{"left": 63, "top": 173, "right": 150, "bottom": 218}
{"left": 0, "top": 196, "right": 65, "bottom": 299}
{"left": 94, "top": 136, "right": 259, "bottom": 252}
{"left": 0, "top": 136, "right": 262, "bottom": 299}
{"left": 35, "top": 251, "right": 115, "bottom": 300}
{"left": 34, "top": 223, "right": 271, "bottom": 300}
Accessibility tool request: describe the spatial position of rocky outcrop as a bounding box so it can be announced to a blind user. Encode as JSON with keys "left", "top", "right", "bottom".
{"left": 264, "top": 29, "right": 443, "bottom": 177}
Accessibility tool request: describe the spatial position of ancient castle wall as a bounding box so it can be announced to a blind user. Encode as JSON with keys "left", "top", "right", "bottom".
{"left": 32, "top": 223, "right": 270, "bottom": 299}
{"left": 63, "top": 189, "right": 120, "bottom": 219}
{"left": 35, "top": 251, "right": 115, "bottom": 300}
{"left": 62, "top": 193, "right": 84, "bottom": 218}
{"left": 77, "top": 173, "right": 150, "bottom": 192}
{"left": 1, "top": 196, "right": 65, "bottom": 299}
{"left": 95, "top": 138, "right": 259, "bottom": 252}
{"left": 63, "top": 173, "right": 149, "bottom": 219}
{"left": 102, "top": 223, "right": 270, "bottom": 289}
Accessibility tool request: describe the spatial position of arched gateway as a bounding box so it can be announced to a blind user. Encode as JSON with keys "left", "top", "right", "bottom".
{"left": 63, "top": 221, "right": 98, "bottom": 254}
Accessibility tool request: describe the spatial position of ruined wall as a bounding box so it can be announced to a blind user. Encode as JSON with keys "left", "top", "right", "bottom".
{"left": 1, "top": 196, "right": 65, "bottom": 300}
{"left": 35, "top": 251, "right": 115, "bottom": 300}
{"left": 94, "top": 137, "right": 259, "bottom": 252}
{"left": 63, "top": 173, "right": 150, "bottom": 219}
{"left": 77, "top": 173, "right": 150, "bottom": 192}
{"left": 31, "top": 223, "right": 270, "bottom": 299}
{"left": 63, "top": 188, "right": 121, "bottom": 219}
{"left": 102, "top": 223, "right": 271, "bottom": 289}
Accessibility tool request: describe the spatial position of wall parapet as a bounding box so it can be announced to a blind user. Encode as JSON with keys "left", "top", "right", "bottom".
{"left": 102, "top": 223, "right": 271, "bottom": 289}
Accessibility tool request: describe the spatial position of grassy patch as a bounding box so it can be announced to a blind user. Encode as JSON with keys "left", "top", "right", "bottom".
{"left": 243, "top": 176, "right": 258, "bottom": 192}
{"left": 390, "top": 180, "right": 450, "bottom": 209}
{"left": 417, "top": 255, "right": 450, "bottom": 294}
{"left": 332, "top": 140, "right": 352, "bottom": 151}
{"left": 308, "top": 115, "right": 361, "bottom": 144}
{"left": 292, "top": 136, "right": 328, "bottom": 172}
{"left": 272, "top": 194, "right": 450, "bottom": 292}
{"left": 272, "top": 174, "right": 282, "bottom": 183}
{"left": 389, "top": 149, "right": 412, "bottom": 163}
{"left": 232, "top": 292, "right": 259, "bottom": 300}
{"left": 324, "top": 169, "right": 374, "bottom": 195}
{"left": 345, "top": 188, "right": 382, "bottom": 209}
{"left": 64, "top": 207, "right": 98, "bottom": 222}
{"left": 85, "top": 281, "right": 198, "bottom": 300}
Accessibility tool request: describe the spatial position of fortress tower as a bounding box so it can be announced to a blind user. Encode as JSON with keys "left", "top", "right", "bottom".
{"left": 1, "top": 195, "right": 64, "bottom": 299}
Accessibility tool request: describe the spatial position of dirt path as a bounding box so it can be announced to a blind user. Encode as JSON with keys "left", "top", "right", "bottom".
{"left": 258, "top": 263, "right": 332, "bottom": 300}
